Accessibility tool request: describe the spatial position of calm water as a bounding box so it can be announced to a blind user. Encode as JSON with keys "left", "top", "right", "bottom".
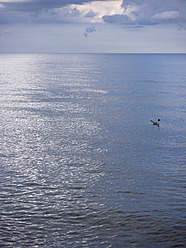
{"left": 0, "top": 54, "right": 186, "bottom": 247}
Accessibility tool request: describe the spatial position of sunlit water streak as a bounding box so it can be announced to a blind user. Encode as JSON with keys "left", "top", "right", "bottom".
{"left": 0, "top": 54, "right": 186, "bottom": 247}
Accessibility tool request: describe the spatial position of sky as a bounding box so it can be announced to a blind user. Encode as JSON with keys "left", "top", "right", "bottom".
{"left": 0, "top": 0, "right": 186, "bottom": 53}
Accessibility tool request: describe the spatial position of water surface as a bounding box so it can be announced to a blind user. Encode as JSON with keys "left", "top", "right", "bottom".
{"left": 0, "top": 54, "right": 186, "bottom": 247}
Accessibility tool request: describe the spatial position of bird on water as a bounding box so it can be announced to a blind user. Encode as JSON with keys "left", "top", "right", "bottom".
{"left": 150, "top": 119, "right": 160, "bottom": 127}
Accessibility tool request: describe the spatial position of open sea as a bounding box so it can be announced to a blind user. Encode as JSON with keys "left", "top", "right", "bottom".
{"left": 0, "top": 53, "right": 186, "bottom": 247}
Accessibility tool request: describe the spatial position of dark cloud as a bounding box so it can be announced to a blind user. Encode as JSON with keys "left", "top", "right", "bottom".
{"left": 0, "top": 0, "right": 107, "bottom": 24}
{"left": 0, "top": 0, "right": 110, "bottom": 12}
{"left": 84, "top": 26, "right": 96, "bottom": 37}
{"left": 85, "top": 10, "right": 97, "bottom": 18}
{"left": 0, "top": 0, "right": 84, "bottom": 24}
{"left": 102, "top": 14, "right": 133, "bottom": 24}
{"left": 0, "top": 0, "right": 84, "bottom": 12}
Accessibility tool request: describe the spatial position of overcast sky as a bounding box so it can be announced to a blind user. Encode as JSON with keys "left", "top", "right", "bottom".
{"left": 0, "top": 0, "right": 186, "bottom": 53}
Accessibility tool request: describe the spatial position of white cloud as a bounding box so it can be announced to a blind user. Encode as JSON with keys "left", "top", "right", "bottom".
{"left": 0, "top": 29, "right": 12, "bottom": 37}
{"left": 59, "top": 0, "right": 125, "bottom": 23}
{"left": 152, "top": 11, "right": 180, "bottom": 21}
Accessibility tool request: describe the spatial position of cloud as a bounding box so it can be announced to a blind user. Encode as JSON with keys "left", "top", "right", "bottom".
{"left": 0, "top": 29, "right": 12, "bottom": 37}
{"left": 0, "top": 0, "right": 186, "bottom": 28}
{"left": 0, "top": 0, "right": 84, "bottom": 24}
{"left": 101, "top": 0, "right": 186, "bottom": 27}
{"left": 152, "top": 11, "right": 180, "bottom": 22}
{"left": 102, "top": 14, "right": 133, "bottom": 24}
{"left": 66, "top": 0, "right": 125, "bottom": 23}
{"left": 85, "top": 10, "right": 97, "bottom": 18}
{"left": 84, "top": 26, "right": 96, "bottom": 37}
{"left": 0, "top": 0, "right": 125, "bottom": 24}
{"left": 0, "top": 0, "right": 112, "bottom": 13}
{"left": 121, "top": 0, "right": 186, "bottom": 25}
{"left": 0, "top": 0, "right": 83, "bottom": 12}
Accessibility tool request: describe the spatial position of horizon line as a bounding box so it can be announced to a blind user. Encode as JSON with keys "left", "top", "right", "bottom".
{"left": 0, "top": 52, "right": 186, "bottom": 55}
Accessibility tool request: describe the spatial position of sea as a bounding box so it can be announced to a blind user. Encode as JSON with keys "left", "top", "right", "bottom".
{"left": 0, "top": 53, "right": 186, "bottom": 247}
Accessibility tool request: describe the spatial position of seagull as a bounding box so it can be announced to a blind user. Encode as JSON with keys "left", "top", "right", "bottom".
{"left": 150, "top": 119, "right": 160, "bottom": 127}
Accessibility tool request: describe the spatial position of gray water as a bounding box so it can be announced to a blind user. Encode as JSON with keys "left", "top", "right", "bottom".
{"left": 0, "top": 54, "right": 186, "bottom": 247}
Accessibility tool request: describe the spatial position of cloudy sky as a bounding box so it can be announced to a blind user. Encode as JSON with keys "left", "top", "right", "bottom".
{"left": 0, "top": 0, "right": 186, "bottom": 53}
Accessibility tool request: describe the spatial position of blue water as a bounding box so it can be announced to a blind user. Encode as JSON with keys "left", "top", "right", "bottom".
{"left": 0, "top": 54, "right": 186, "bottom": 247}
